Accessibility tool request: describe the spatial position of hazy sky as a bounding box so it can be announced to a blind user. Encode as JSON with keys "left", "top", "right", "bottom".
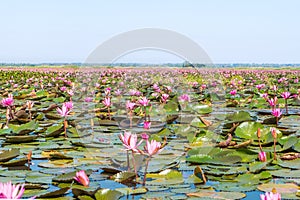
{"left": 0, "top": 0, "right": 299, "bottom": 64}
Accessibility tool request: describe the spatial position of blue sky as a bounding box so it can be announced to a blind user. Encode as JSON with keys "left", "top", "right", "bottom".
{"left": 0, "top": 0, "right": 299, "bottom": 64}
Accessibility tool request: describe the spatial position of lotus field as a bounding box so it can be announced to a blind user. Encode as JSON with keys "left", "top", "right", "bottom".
{"left": 0, "top": 66, "right": 300, "bottom": 199}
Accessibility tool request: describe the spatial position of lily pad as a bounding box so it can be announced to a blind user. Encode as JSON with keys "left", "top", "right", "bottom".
{"left": 8, "top": 120, "right": 38, "bottom": 135}
{"left": 38, "top": 187, "right": 70, "bottom": 198}
{"left": 192, "top": 104, "right": 212, "bottom": 114}
{"left": 0, "top": 149, "right": 20, "bottom": 162}
{"left": 44, "top": 123, "right": 64, "bottom": 137}
{"left": 187, "top": 191, "right": 246, "bottom": 199}
{"left": 94, "top": 188, "right": 124, "bottom": 200}
{"left": 226, "top": 111, "right": 252, "bottom": 123}
{"left": 5, "top": 135, "right": 38, "bottom": 143}
{"left": 257, "top": 183, "right": 299, "bottom": 193}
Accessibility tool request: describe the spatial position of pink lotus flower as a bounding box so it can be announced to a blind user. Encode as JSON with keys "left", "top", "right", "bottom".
{"left": 161, "top": 94, "right": 169, "bottom": 103}
{"left": 104, "top": 87, "right": 111, "bottom": 96}
{"left": 262, "top": 93, "right": 268, "bottom": 100}
{"left": 256, "top": 84, "right": 265, "bottom": 90}
{"left": 260, "top": 191, "right": 281, "bottom": 200}
{"left": 64, "top": 101, "right": 73, "bottom": 110}
{"left": 281, "top": 92, "right": 290, "bottom": 99}
{"left": 141, "top": 133, "right": 149, "bottom": 140}
{"left": 271, "top": 127, "right": 277, "bottom": 139}
{"left": 73, "top": 170, "right": 89, "bottom": 186}
{"left": 268, "top": 97, "right": 277, "bottom": 107}
{"left": 102, "top": 97, "right": 111, "bottom": 107}
{"left": 60, "top": 86, "right": 67, "bottom": 91}
{"left": 229, "top": 90, "right": 237, "bottom": 96}
{"left": 143, "top": 121, "right": 151, "bottom": 129}
{"left": 129, "top": 89, "right": 137, "bottom": 96}
{"left": 84, "top": 97, "right": 93, "bottom": 102}
{"left": 166, "top": 86, "right": 172, "bottom": 92}
{"left": 152, "top": 84, "right": 159, "bottom": 90}
{"left": 114, "top": 89, "right": 122, "bottom": 96}
{"left": 179, "top": 94, "right": 190, "bottom": 102}
{"left": 67, "top": 90, "right": 74, "bottom": 96}
{"left": 126, "top": 101, "right": 135, "bottom": 110}
{"left": 0, "top": 181, "right": 26, "bottom": 199}
{"left": 57, "top": 104, "right": 71, "bottom": 117}
{"left": 258, "top": 151, "right": 267, "bottom": 162}
{"left": 119, "top": 131, "right": 142, "bottom": 152}
{"left": 144, "top": 140, "right": 162, "bottom": 157}
{"left": 1, "top": 97, "right": 14, "bottom": 107}
{"left": 272, "top": 109, "right": 282, "bottom": 118}
{"left": 138, "top": 97, "right": 150, "bottom": 107}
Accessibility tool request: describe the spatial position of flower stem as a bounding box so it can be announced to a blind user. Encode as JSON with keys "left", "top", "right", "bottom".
{"left": 108, "top": 107, "right": 111, "bottom": 120}
{"left": 131, "top": 150, "right": 138, "bottom": 181}
{"left": 143, "top": 157, "right": 151, "bottom": 186}
{"left": 273, "top": 138, "right": 277, "bottom": 160}
{"left": 129, "top": 111, "right": 132, "bottom": 129}
{"left": 285, "top": 99, "right": 288, "bottom": 114}
{"left": 127, "top": 151, "right": 130, "bottom": 172}
{"left": 258, "top": 139, "right": 263, "bottom": 152}
{"left": 64, "top": 119, "right": 68, "bottom": 138}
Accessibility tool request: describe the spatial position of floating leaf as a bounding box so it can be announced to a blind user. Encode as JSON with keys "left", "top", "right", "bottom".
{"left": 26, "top": 172, "right": 53, "bottom": 184}
{"left": 8, "top": 120, "right": 38, "bottom": 135}
{"left": 277, "top": 158, "right": 300, "bottom": 169}
{"left": 270, "top": 169, "right": 300, "bottom": 178}
{"left": 226, "top": 111, "right": 252, "bottom": 123}
{"left": 190, "top": 117, "right": 207, "bottom": 128}
{"left": 193, "top": 104, "right": 212, "bottom": 114}
{"left": 44, "top": 123, "right": 64, "bottom": 137}
{"left": 187, "top": 191, "right": 246, "bottom": 199}
{"left": 234, "top": 122, "right": 264, "bottom": 140}
{"left": 94, "top": 188, "right": 123, "bottom": 200}
{"left": 115, "top": 187, "right": 148, "bottom": 195}
{"left": 52, "top": 169, "right": 92, "bottom": 183}
{"left": 257, "top": 183, "right": 299, "bottom": 193}
{"left": 0, "top": 149, "right": 20, "bottom": 162}
{"left": 111, "top": 171, "right": 135, "bottom": 183}
{"left": 38, "top": 187, "right": 70, "bottom": 198}
{"left": 2, "top": 157, "right": 28, "bottom": 167}
{"left": 5, "top": 135, "right": 38, "bottom": 143}
{"left": 249, "top": 162, "right": 267, "bottom": 173}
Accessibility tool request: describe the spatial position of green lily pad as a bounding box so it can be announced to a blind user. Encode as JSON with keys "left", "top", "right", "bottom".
{"left": 111, "top": 171, "right": 135, "bottom": 183}
{"left": 44, "top": 123, "right": 64, "bottom": 137}
{"left": 26, "top": 172, "right": 53, "bottom": 184}
{"left": 192, "top": 104, "right": 212, "bottom": 114}
{"left": 277, "top": 158, "right": 300, "bottom": 169}
{"left": 187, "top": 190, "right": 246, "bottom": 199}
{"left": 257, "top": 183, "right": 299, "bottom": 193}
{"left": 190, "top": 117, "right": 207, "bottom": 128}
{"left": 0, "top": 149, "right": 20, "bottom": 162}
{"left": 115, "top": 187, "right": 148, "bottom": 195}
{"left": 8, "top": 120, "right": 38, "bottom": 135}
{"left": 249, "top": 162, "right": 267, "bottom": 173}
{"left": 270, "top": 169, "right": 300, "bottom": 178}
{"left": 94, "top": 188, "right": 124, "bottom": 200}
{"left": 53, "top": 170, "right": 92, "bottom": 183}
{"left": 5, "top": 135, "right": 38, "bottom": 143}
{"left": 2, "top": 157, "right": 28, "bottom": 166}
{"left": 38, "top": 187, "right": 70, "bottom": 198}
{"left": 226, "top": 111, "right": 252, "bottom": 123}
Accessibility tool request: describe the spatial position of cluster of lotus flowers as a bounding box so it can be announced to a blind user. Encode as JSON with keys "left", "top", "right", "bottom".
{"left": 119, "top": 131, "right": 164, "bottom": 185}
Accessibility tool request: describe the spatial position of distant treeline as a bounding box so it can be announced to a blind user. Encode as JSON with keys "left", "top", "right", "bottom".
{"left": 0, "top": 62, "right": 299, "bottom": 68}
